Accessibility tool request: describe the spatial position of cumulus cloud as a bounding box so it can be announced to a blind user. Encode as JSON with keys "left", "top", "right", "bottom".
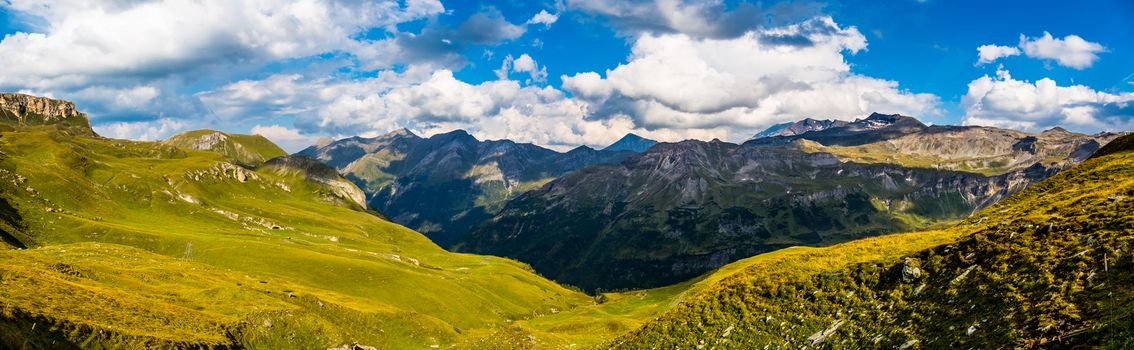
{"left": 251, "top": 124, "right": 320, "bottom": 152}
{"left": 1019, "top": 32, "right": 1106, "bottom": 69}
{"left": 962, "top": 69, "right": 1134, "bottom": 132}
{"left": 562, "top": 16, "right": 939, "bottom": 134}
{"left": 0, "top": 0, "right": 444, "bottom": 89}
{"left": 527, "top": 10, "right": 559, "bottom": 27}
{"left": 976, "top": 32, "right": 1105, "bottom": 69}
{"left": 200, "top": 68, "right": 724, "bottom": 150}
{"left": 976, "top": 44, "right": 1020, "bottom": 65}
{"left": 494, "top": 54, "right": 548, "bottom": 83}
{"left": 93, "top": 118, "right": 188, "bottom": 141}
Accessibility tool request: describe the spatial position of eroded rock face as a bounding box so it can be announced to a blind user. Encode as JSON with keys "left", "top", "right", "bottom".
{"left": 0, "top": 93, "right": 94, "bottom": 135}
{"left": 0, "top": 93, "right": 83, "bottom": 121}
{"left": 186, "top": 132, "right": 229, "bottom": 151}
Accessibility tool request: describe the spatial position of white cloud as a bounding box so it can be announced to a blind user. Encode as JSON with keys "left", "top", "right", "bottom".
{"left": 977, "top": 32, "right": 1106, "bottom": 69}
{"left": 562, "top": 16, "right": 939, "bottom": 133}
{"left": 251, "top": 124, "right": 319, "bottom": 152}
{"left": 202, "top": 68, "right": 727, "bottom": 150}
{"left": 527, "top": 10, "right": 558, "bottom": 27}
{"left": 962, "top": 69, "right": 1134, "bottom": 132}
{"left": 0, "top": 0, "right": 444, "bottom": 89}
{"left": 1019, "top": 32, "right": 1106, "bottom": 69}
{"left": 93, "top": 118, "right": 188, "bottom": 141}
{"left": 494, "top": 54, "right": 548, "bottom": 83}
{"left": 976, "top": 44, "right": 1020, "bottom": 65}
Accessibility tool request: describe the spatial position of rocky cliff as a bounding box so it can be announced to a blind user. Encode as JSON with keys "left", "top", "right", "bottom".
{"left": 0, "top": 93, "right": 94, "bottom": 135}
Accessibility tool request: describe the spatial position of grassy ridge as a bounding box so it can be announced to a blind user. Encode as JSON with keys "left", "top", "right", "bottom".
{"left": 162, "top": 129, "right": 287, "bottom": 166}
{"left": 0, "top": 127, "right": 593, "bottom": 348}
{"left": 609, "top": 135, "right": 1134, "bottom": 348}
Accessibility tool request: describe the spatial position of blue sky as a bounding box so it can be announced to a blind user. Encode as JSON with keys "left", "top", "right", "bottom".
{"left": 1, "top": 0, "right": 1131, "bottom": 151}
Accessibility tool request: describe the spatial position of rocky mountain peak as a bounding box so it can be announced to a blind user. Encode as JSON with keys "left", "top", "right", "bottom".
{"left": 431, "top": 129, "right": 478, "bottom": 145}
{"left": 604, "top": 133, "right": 659, "bottom": 152}
{"left": 385, "top": 127, "right": 419, "bottom": 139}
{"left": 857, "top": 113, "right": 925, "bottom": 129}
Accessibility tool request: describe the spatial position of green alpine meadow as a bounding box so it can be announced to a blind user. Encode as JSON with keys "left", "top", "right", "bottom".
{"left": 1, "top": 1, "right": 1133, "bottom": 348}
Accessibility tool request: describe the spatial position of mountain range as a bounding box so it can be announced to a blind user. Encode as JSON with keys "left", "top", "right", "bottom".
{"left": 298, "top": 112, "right": 1118, "bottom": 292}
{"left": 296, "top": 129, "right": 640, "bottom": 246}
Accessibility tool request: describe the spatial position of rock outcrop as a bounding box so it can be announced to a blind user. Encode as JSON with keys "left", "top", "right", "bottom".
{"left": 0, "top": 93, "right": 94, "bottom": 135}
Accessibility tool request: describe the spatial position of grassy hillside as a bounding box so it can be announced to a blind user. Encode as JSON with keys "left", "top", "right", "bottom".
{"left": 163, "top": 129, "right": 287, "bottom": 166}
{"left": 0, "top": 125, "right": 594, "bottom": 348}
{"left": 609, "top": 134, "right": 1134, "bottom": 348}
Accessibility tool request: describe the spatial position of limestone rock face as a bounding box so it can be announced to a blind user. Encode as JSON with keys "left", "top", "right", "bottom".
{"left": 0, "top": 93, "right": 83, "bottom": 121}
{"left": 0, "top": 93, "right": 94, "bottom": 135}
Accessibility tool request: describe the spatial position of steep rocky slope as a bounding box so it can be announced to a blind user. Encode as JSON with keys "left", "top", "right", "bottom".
{"left": 163, "top": 129, "right": 287, "bottom": 166}
{"left": 297, "top": 129, "right": 634, "bottom": 246}
{"left": 610, "top": 133, "right": 1134, "bottom": 349}
{"left": 459, "top": 114, "right": 1115, "bottom": 292}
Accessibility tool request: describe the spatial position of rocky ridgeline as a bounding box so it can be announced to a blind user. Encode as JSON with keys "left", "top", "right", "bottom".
{"left": 0, "top": 93, "right": 94, "bottom": 135}
{"left": 0, "top": 93, "right": 83, "bottom": 121}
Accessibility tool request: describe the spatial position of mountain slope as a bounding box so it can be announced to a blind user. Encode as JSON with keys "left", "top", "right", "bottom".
{"left": 0, "top": 98, "right": 594, "bottom": 348}
{"left": 298, "top": 129, "right": 634, "bottom": 246}
{"left": 163, "top": 129, "right": 288, "bottom": 166}
{"left": 610, "top": 133, "right": 1134, "bottom": 348}
{"left": 604, "top": 133, "right": 658, "bottom": 152}
{"left": 459, "top": 115, "right": 1113, "bottom": 292}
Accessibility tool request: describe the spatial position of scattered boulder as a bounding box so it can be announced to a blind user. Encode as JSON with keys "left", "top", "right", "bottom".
{"left": 901, "top": 257, "right": 923, "bottom": 282}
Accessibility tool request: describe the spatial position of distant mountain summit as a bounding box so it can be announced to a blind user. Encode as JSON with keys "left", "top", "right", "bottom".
{"left": 753, "top": 118, "right": 849, "bottom": 138}
{"left": 750, "top": 113, "right": 928, "bottom": 146}
{"left": 297, "top": 129, "right": 635, "bottom": 246}
{"left": 604, "top": 133, "right": 658, "bottom": 152}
